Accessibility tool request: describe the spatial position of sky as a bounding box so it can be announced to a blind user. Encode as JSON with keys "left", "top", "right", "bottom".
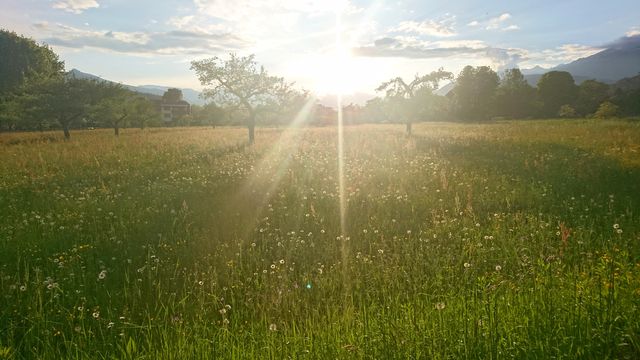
{"left": 2, "top": 0, "right": 639, "bottom": 97}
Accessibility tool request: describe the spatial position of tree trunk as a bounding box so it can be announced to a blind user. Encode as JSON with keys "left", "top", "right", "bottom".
{"left": 114, "top": 124, "right": 119, "bottom": 136}
{"left": 405, "top": 122, "right": 412, "bottom": 135}
{"left": 63, "top": 124, "right": 71, "bottom": 140}
{"left": 248, "top": 111, "right": 256, "bottom": 145}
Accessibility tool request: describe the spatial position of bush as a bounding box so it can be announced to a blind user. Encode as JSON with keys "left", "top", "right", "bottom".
{"left": 594, "top": 101, "right": 619, "bottom": 119}
{"left": 558, "top": 104, "right": 577, "bottom": 118}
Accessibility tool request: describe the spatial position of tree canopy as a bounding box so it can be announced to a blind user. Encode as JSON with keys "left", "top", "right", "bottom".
{"left": 452, "top": 66, "right": 499, "bottom": 121}
{"left": 537, "top": 71, "right": 577, "bottom": 117}
{"left": 0, "top": 29, "right": 64, "bottom": 96}
{"left": 376, "top": 69, "right": 452, "bottom": 134}
{"left": 191, "top": 53, "right": 287, "bottom": 144}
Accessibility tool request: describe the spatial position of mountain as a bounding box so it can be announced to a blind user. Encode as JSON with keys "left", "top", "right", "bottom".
{"left": 67, "top": 69, "right": 205, "bottom": 105}
{"left": 522, "top": 73, "right": 605, "bottom": 86}
{"left": 520, "top": 34, "right": 640, "bottom": 84}
{"left": 554, "top": 36, "right": 640, "bottom": 81}
{"left": 520, "top": 66, "right": 549, "bottom": 76}
{"left": 128, "top": 85, "right": 204, "bottom": 106}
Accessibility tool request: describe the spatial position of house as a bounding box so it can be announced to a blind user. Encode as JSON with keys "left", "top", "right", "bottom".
{"left": 159, "top": 99, "right": 191, "bottom": 123}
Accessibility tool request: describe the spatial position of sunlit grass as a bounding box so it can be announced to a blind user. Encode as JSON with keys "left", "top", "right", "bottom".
{"left": 1, "top": 120, "right": 639, "bottom": 359}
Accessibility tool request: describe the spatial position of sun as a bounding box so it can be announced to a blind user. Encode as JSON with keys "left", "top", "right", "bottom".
{"left": 313, "top": 49, "right": 361, "bottom": 95}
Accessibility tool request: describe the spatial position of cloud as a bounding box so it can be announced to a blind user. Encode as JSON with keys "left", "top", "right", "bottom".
{"left": 194, "top": 0, "right": 361, "bottom": 21}
{"left": 390, "top": 15, "right": 457, "bottom": 37}
{"left": 603, "top": 32, "right": 640, "bottom": 50}
{"left": 502, "top": 25, "right": 520, "bottom": 31}
{"left": 35, "top": 22, "right": 248, "bottom": 56}
{"left": 353, "top": 36, "right": 528, "bottom": 70}
{"left": 486, "top": 13, "right": 512, "bottom": 30}
{"left": 52, "top": 0, "right": 99, "bottom": 14}
{"left": 467, "top": 13, "right": 519, "bottom": 31}
{"left": 166, "top": 16, "right": 195, "bottom": 29}
{"left": 626, "top": 27, "right": 640, "bottom": 37}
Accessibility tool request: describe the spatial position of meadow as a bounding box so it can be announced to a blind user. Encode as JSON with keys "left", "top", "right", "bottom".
{"left": 1, "top": 120, "right": 639, "bottom": 359}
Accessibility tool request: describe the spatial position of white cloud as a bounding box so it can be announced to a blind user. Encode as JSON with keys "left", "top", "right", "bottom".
{"left": 194, "top": 0, "right": 360, "bottom": 21}
{"left": 626, "top": 27, "right": 640, "bottom": 37}
{"left": 486, "top": 13, "right": 512, "bottom": 30}
{"left": 466, "top": 13, "right": 518, "bottom": 31}
{"left": 167, "top": 16, "right": 195, "bottom": 29}
{"left": 391, "top": 16, "right": 457, "bottom": 37}
{"left": 34, "top": 22, "right": 248, "bottom": 56}
{"left": 523, "top": 44, "right": 603, "bottom": 67}
{"left": 52, "top": 0, "right": 99, "bottom": 14}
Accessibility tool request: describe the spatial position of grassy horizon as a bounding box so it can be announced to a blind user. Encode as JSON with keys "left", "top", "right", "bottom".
{"left": 1, "top": 120, "right": 639, "bottom": 359}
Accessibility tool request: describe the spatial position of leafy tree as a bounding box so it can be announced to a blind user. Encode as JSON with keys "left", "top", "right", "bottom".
{"left": 130, "top": 96, "right": 159, "bottom": 129}
{"left": 191, "top": 53, "right": 284, "bottom": 144}
{"left": 362, "top": 97, "right": 389, "bottom": 123}
{"left": 18, "top": 77, "right": 105, "bottom": 139}
{"left": 376, "top": 69, "right": 452, "bottom": 134}
{"left": 0, "top": 29, "right": 64, "bottom": 96}
{"left": 610, "top": 75, "right": 640, "bottom": 116}
{"left": 575, "top": 80, "right": 609, "bottom": 116}
{"left": 537, "top": 71, "right": 577, "bottom": 117}
{"left": 594, "top": 101, "right": 619, "bottom": 119}
{"left": 90, "top": 84, "right": 134, "bottom": 136}
{"left": 495, "top": 68, "right": 536, "bottom": 118}
{"left": 558, "top": 104, "right": 577, "bottom": 118}
{"left": 452, "top": 66, "right": 499, "bottom": 121}
{"left": 162, "top": 88, "right": 183, "bottom": 103}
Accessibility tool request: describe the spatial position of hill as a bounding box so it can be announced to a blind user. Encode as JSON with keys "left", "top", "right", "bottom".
{"left": 67, "top": 69, "right": 204, "bottom": 105}
{"left": 522, "top": 34, "right": 640, "bottom": 83}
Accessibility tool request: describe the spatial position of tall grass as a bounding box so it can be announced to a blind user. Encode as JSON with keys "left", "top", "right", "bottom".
{"left": 1, "top": 120, "right": 639, "bottom": 359}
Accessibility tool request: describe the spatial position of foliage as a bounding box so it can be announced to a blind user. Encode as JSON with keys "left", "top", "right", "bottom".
{"left": 162, "top": 88, "right": 183, "bottom": 103}
{"left": 594, "top": 101, "right": 619, "bottom": 118}
{"left": 495, "top": 68, "right": 537, "bottom": 118}
{"left": 537, "top": 71, "right": 578, "bottom": 117}
{"left": 558, "top": 104, "right": 577, "bottom": 118}
{"left": 575, "top": 80, "right": 610, "bottom": 116}
{"left": 191, "top": 53, "right": 287, "bottom": 143}
{"left": 19, "top": 77, "right": 107, "bottom": 139}
{"left": 376, "top": 69, "right": 453, "bottom": 133}
{"left": 452, "top": 66, "right": 499, "bottom": 121}
{"left": 0, "top": 29, "right": 64, "bottom": 96}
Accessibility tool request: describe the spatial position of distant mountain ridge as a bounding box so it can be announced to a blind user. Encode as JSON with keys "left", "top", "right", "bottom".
{"left": 67, "top": 69, "right": 205, "bottom": 105}
{"left": 521, "top": 34, "right": 640, "bottom": 83}
{"left": 437, "top": 34, "right": 640, "bottom": 95}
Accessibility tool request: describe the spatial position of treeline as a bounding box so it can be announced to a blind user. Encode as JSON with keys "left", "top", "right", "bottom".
{"left": 349, "top": 66, "right": 640, "bottom": 131}
{"left": 0, "top": 30, "right": 169, "bottom": 138}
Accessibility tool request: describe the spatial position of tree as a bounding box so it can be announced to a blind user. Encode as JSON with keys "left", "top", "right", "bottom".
{"left": 575, "top": 80, "right": 610, "bottom": 116}
{"left": 0, "top": 29, "right": 64, "bottom": 96}
{"left": 376, "top": 69, "right": 453, "bottom": 134}
{"left": 18, "top": 77, "right": 104, "bottom": 139}
{"left": 495, "top": 68, "right": 536, "bottom": 118}
{"left": 594, "top": 101, "right": 619, "bottom": 119}
{"left": 558, "top": 104, "right": 577, "bottom": 118}
{"left": 537, "top": 71, "right": 577, "bottom": 117}
{"left": 90, "top": 84, "right": 134, "bottom": 136}
{"left": 191, "top": 53, "right": 284, "bottom": 144}
{"left": 452, "top": 66, "right": 499, "bottom": 121}
{"left": 362, "top": 97, "right": 389, "bottom": 123}
{"left": 162, "top": 88, "right": 183, "bottom": 103}
{"left": 130, "top": 96, "right": 159, "bottom": 129}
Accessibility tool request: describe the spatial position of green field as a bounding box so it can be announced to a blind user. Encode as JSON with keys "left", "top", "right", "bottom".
{"left": 1, "top": 120, "right": 640, "bottom": 359}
